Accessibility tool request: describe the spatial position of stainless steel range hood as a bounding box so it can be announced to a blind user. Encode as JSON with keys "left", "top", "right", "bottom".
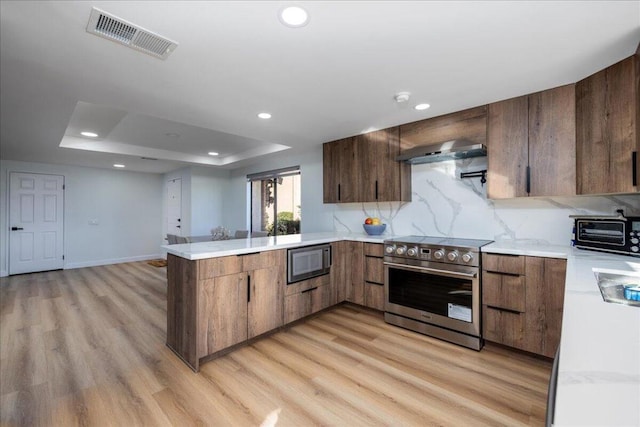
{"left": 396, "top": 139, "right": 486, "bottom": 164}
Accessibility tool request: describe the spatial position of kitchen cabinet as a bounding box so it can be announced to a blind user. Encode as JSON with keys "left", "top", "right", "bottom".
{"left": 399, "top": 105, "right": 488, "bottom": 150}
{"left": 243, "top": 251, "right": 285, "bottom": 339}
{"left": 330, "top": 241, "right": 349, "bottom": 303}
{"left": 363, "top": 243, "right": 385, "bottom": 311}
{"left": 482, "top": 253, "right": 566, "bottom": 358}
{"left": 346, "top": 241, "right": 364, "bottom": 305}
{"left": 487, "top": 84, "right": 576, "bottom": 199}
{"left": 322, "top": 127, "right": 411, "bottom": 203}
{"left": 576, "top": 52, "right": 639, "bottom": 194}
{"left": 283, "top": 274, "right": 332, "bottom": 324}
{"left": 167, "top": 250, "right": 285, "bottom": 371}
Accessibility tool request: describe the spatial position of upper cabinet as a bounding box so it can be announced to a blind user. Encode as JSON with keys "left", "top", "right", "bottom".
{"left": 399, "top": 106, "right": 488, "bottom": 150}
{"left": 576, "top": 52, "right": 640, "bottom": 195}
{"left": 487, "top": 84, "right": 576, "bottom": 199}
{"left": 323, "top": 127, "right": 411, "bottom": 203}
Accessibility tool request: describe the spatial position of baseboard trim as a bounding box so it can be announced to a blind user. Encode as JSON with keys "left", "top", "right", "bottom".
{"left": 0, "top": 270, "right": 7, "bottom": 278}
{"left": 64, "top": 254, "right": 164, "bottom": 270}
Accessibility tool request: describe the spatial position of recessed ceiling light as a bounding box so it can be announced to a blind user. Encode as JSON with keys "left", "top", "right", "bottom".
{"left": 208, "top": 152, "right": 219, "bottom": 156}
{"left": 414, "top": 103, "right": 431, "bottom": 111}
{"left": 113, "top": 164, "right": 125, "bottom": 168}
{"left": 279, "top": 6, "right": 309, "bottom": 27}
{"left": 81, "top": 131, "right": 99, "bottom": 137}
{"left": 258, "top": 112, "right": 272, "bottom": 119}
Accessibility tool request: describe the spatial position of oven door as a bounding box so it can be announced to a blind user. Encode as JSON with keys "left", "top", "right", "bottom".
{"left": 384, "top": 261, "right": 480, "bottom": 337}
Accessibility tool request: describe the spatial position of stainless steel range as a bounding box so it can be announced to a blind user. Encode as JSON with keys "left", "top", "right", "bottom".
{"left": 383, "top": 236, "right": 493, "bottom": 350}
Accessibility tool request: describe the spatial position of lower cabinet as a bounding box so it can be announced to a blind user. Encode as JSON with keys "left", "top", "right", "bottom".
{"left": 482, "top": 253, "right": 566, "bottom": 358}
{"left": 363, "top": 243, "right": 385, "bottom": 310}
{"left": 167, "top": 250, "right": 285, "bottom": 371}
{"left": 284, "top": 274, "right": 332, "bottom": 324}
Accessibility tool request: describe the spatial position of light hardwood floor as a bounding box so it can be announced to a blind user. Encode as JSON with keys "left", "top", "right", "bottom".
{"left": 0, "top": 261, "right": 552, "bottom": 426}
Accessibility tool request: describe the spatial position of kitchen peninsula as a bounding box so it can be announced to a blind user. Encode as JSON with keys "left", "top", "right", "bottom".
{"left": 165, "top": 233, "right": 640, "bottom": 426}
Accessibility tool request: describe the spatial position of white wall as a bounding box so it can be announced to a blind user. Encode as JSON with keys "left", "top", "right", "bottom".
{"left": 329, "top": 157, "right": 640, "bottom": 245}
{"left": 223, "top": 145, "right": 334, "bottom": 233}
{"left": 0, "top": 160, "right": 165, "bottom": 276}
{"left": 190, "top": 166, "right": 230, "bottom": 235}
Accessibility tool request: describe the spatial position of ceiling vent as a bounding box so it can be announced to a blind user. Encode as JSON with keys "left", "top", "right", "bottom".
{"left": 86, "top": 8, "right": 178, "bottom": 60}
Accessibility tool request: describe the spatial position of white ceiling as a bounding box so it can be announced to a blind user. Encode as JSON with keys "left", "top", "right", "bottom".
{"left": 1, "top": 1, "right": 639, "bottom": 174}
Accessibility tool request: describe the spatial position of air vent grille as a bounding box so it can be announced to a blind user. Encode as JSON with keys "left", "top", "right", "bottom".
{"left": 86, "top": 8, "right": 178, "bottom": 60}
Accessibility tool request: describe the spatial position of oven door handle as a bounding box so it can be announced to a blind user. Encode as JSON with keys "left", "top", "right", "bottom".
{"left": 384, "top": 262, "right": 477, "bottom": 279}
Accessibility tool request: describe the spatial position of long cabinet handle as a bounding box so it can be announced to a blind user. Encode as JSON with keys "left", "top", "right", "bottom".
{"left": 383, "top": 261, "right": 477, "bottom": 279}
{"left": 338, "top": 184, "right": 341, "bottom": 201}
{"left": 247, "top": 275, "right": 251, "bottom": 303}
{"left": 633, "top": 151, "right": 637, "bottom": 187}
{"left": 526, "top": 166, "right": 531, "bottom": 194}
{"left": 301, "top": 286, "right": 318, "bottom": 294}
{"left": 375, "top": 180, "right": 379, "bottom": 200}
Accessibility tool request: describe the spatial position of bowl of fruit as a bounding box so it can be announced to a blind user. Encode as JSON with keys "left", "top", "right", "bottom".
{"left": 363, "top": 217, "right": 386, "bottom": 235}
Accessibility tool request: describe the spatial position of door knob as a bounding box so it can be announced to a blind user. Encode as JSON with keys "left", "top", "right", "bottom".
{"left": 11, "top": 227, "right": 24, "bottom": 231}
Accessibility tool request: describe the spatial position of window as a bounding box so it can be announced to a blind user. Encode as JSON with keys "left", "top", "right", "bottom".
{"left": 248, "top": 166, "right": 301, "bottom": 236}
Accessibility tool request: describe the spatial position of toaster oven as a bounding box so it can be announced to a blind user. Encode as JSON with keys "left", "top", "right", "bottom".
{"left": 572, "top": 214, "right": 640, "bottom": 257}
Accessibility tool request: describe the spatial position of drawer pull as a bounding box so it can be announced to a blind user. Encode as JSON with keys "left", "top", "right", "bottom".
{"left": 301, "top": 286, "right": 318, "bottom": 294}
{"left": 486, "top": 305, "right": 522, "bottom": 315}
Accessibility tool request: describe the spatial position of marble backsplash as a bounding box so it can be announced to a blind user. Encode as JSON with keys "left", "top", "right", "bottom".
{"left": 331, "top": 158, "right": 640, "bottom": 245}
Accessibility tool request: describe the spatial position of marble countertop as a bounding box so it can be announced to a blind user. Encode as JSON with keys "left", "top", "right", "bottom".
{"left": 481, "top": 240, "right": 570, "bottom": 259}
{"left": 162, "top": 231, "right": 389, "bottom": 260}
{"left": 554, "top": 248, "right": 640, "bottom": 427}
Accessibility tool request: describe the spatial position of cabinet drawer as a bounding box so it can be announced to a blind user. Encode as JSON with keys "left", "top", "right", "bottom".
{"left": 364, "top": 256, "right": 384, "bottom": 284}
{"left": 284, "top": 274, "right": 330, "bottom": 296}
{"left": 198, "top": 256, "right": 243, "bottom": 280}
{"left": 482, "top": 253, "right": 525, "bottom": 275}
{"left": 483, "top": 305, "right": 524, "bottom": 349}
{"left": 364, "top": 282, "right": 385, "bottom": 311}
{"left": 310, "top": 284, "right": 333, "bottom": 314}
{"left": 284, "top": 292, "right": 311, "bottom": 324}
{"left": 241, "top": 249, "right": 284, "bottom": 271}
{"left": 364, "top": 243, "right": 384, "bottom": 257}
{"left": 482, "top": 272, "right": 525, "bottom": 312}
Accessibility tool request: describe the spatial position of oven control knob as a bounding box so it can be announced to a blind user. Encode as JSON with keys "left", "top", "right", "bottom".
{"left": 447, "top": 250, "right": 459, "bottom": 262}
{"left": 385, "top": 245, "right": 396, "bottom": 254}
{"left": 632, "top": 246, "right": 639, "bottom": 253}
{"left": 433, "top": 249, "right": 445, "bottom": 260}
{"left": 396, "top": 245, "right": 407, "bottom": 256}
{"left": 407, "top": 247, "right": 418, "bottom": 257}
{"left": 461, "top": 252, "right": 474, "bottom": 263}
{"left": 632, "top": 238, "right": 639, "bottom": 245}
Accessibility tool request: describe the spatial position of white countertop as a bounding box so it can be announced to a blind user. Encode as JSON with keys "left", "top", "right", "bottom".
{"left": 554, "top": 248, "right": 640, "bottom": 427}
{"left": 162, "top": 231, "right": 389, "bottom": 260}
{"left": 166, "top": 235, "right": 640, "bottom": 425}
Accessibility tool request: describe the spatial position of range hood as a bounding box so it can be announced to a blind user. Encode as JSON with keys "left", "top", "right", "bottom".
{"left": 396, "top": 139, "right": 486, "bottom": 164}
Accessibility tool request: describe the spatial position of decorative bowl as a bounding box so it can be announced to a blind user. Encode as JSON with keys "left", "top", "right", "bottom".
{"left": 363, "top": 224, "right": 387, "bottom": 235}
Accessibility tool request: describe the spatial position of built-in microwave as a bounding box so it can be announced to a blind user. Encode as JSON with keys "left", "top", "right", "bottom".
{"left": 287, "top": 244, "right": 332, "bottom": 284}
{"left": 572, "top": 214, "right": 640, "bottom": 257}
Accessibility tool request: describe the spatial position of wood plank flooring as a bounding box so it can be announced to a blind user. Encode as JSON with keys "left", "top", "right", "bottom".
{"left": 0, "top": 261, "right": 552, "bottom": 426}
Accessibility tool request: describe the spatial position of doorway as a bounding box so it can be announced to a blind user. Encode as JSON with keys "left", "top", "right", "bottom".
{"left": 9, "top": 172, "right": 65, "bottom": 275}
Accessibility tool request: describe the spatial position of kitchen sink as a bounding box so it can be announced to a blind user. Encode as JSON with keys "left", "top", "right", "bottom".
{"left": 594, "top": 269, "right": 640, "bottom": 308}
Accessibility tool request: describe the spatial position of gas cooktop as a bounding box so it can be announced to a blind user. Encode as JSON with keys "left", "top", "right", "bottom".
{"left": 383, "top": 235, "right": 494, "bottom": 267}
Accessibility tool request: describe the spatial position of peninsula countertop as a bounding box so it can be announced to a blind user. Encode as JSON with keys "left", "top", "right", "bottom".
{"left": 162, "top": 231, "right": 389, "bottom": 260}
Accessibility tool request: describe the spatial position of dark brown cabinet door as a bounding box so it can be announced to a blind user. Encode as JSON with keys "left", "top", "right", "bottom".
{"left": 330, "top": 241, "right": 349, "bottom": 303}
{"left": 528, "top": 84, "right": 576, "bottom": 197}
{"left": 322, "top": 141, "right": 341, "bottom": 203}
{"left": 323, "top": 128, "right": 410, "bottom": 203}
{"left": 488, "top": 85, "right": 576, "bottom": 199}
{"left": 576, "top": 55, "right": 639, "bottom": 194}
{"left": 487, "top": 96, "right": 529, "bottom": 199}
{"left": 248, "top": 265, "right": 283, "bottom": 339}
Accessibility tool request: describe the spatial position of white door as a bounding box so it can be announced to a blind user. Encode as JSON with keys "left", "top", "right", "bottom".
{"left": 167, "top": 178, "right": 182, "bottom": 236}
{"left": 9, "top": 172, "right": 64, "bottom": 275}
